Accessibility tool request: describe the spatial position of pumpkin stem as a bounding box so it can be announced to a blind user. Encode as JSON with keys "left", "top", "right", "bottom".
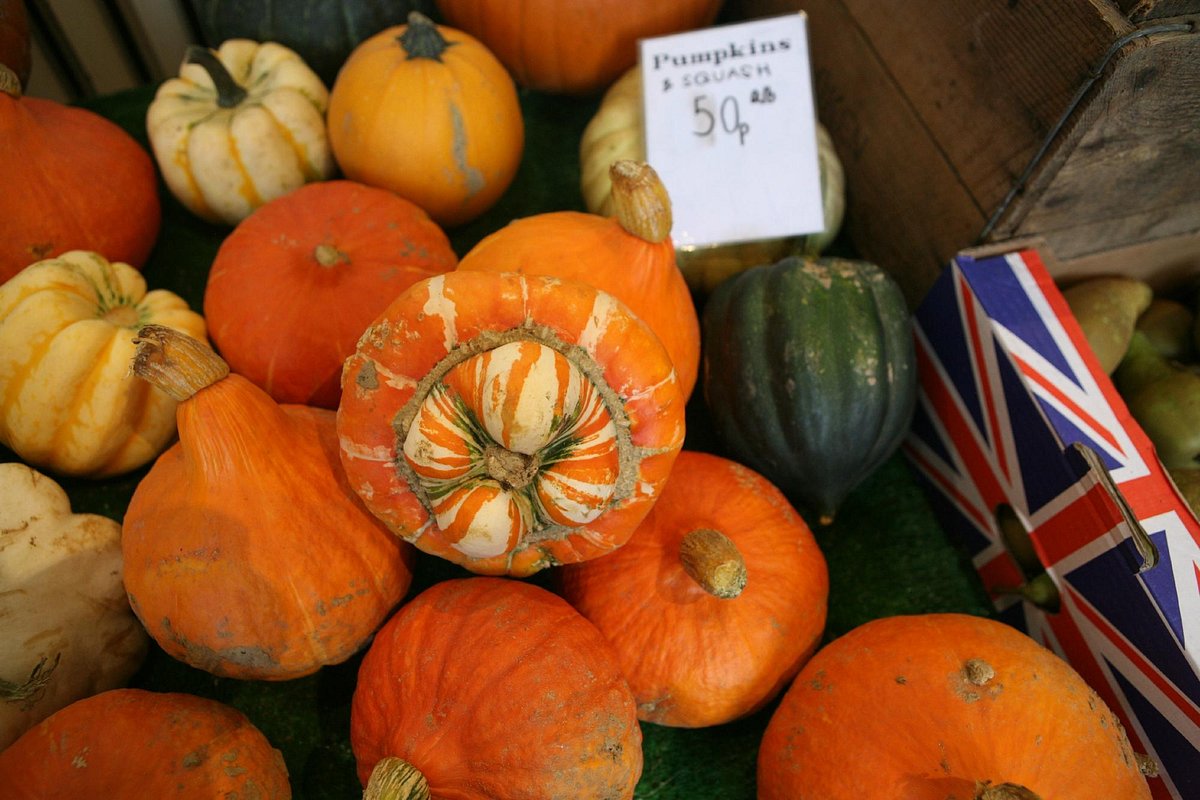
{"left": 974, "top": 782, "right": 1042, "bottom": 800}
{"left": 314, "top": 243, "right": 350, "bottom": 267}
{"left": 131, "top": 325, "right": 230, "bottom": 402}
{"left": 679, "top": 528, "right": 747, "bottom": 598}
{"left": 0, "top": 653, "right": 60, "bottom": 711}
{"left": 483, "top": 444, "right": 539, "bottom": 491}
{"left": 399, "top": 11, "right": 455, "bottom": 62}
{"left": 364, "top": 757, "right": 431, "bottom": 800}
{"left": 610, "top": 161, "right": 673, "bottom": 244}
{"left": 185, "top": 45, "right": 247, "bottom": 109}
{"left": 0, "top": 64, "right": 20, "bottom": 99}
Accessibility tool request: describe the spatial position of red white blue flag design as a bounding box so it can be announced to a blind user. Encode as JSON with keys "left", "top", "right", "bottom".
{"left": 905, "top": 248, "right": 1200, "bottom": 799}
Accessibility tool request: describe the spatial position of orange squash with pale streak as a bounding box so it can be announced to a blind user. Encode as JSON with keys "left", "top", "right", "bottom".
{"left": 559, "top": 450, "right": 828, "bottom": 728}
{"left": 336, "top": 270, "right": 686, "bottom": 576}
{"left": 457, "top": 160, "right": 701, "bottom": 399}
{"left": 757, "top": 613, "right": 1153, "bottom": 800}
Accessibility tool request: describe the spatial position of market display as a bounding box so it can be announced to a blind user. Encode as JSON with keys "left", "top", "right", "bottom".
{"left": 4, "top": 2, "right": 1189, "bottom": 797}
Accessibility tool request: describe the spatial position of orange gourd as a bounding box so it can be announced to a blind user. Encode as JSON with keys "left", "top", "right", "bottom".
{"left": 122, "top": 326, "right": 415, "bottom": 681}
{"left": 0, "top": 688, "right": 291, "bottom": 799}
{"left": 0, "top": 65, "right": 160, "bottom": 284}
{"left": 204, "top": 179, "right": 458, "bottom": 408}
{"left": 327, "top": 12, "right": 523, "bottom": 228}
{"left": 435, "top": 0, "right": 724, "bottom": 95}
{"left": 351, "top": 577, "right": 642, "bottom": 799}
{"left": 757, "top": 613, "right": 1153, "bottom": 800}
{"left": 558, "top": 450, "right": 828, "bottom": 728}
{"left": 457, "top": 160, "right": 700, "bottom": 399}
{"left": 337, "top": 270, "right": 686, "bottom": 577}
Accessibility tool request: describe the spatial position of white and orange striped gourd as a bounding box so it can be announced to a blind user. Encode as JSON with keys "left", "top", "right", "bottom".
{"left": 336, "top": 270, "right": 686, "bottom": 577}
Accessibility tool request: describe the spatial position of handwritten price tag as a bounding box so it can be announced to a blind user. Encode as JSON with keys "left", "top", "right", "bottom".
{"left": 639, "top": 13, "right": 823, "bottom": 249}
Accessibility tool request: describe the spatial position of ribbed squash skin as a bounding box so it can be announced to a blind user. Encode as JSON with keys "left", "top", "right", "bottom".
{"left": 702, "top": 256, "right": 916, "bottom": 524}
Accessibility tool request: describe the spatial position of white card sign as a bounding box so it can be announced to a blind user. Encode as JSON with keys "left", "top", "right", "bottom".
{"left": 639, "top": 13, "right": 823, "bottom": 249}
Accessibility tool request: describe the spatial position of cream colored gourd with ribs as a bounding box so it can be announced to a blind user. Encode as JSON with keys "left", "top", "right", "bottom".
{"left": 0, "top": 250, "right": 206, "bottom": 478}
{"left": 146, "top": 39, "right": 335, "bottom": 225}
{"left": 579, "top": 64, "right": 846, "bottom": 293}
{"left": 0, "top": 463, "right": 148, "bottom": 750}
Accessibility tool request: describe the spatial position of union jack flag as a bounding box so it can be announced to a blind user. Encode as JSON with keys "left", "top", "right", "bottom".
{"left": 905, "top": 248, "right": 1200, "bottom": 799}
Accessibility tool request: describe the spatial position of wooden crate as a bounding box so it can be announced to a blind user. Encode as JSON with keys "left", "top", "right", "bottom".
{"left": 729, "top": 0, "right": 1200, "bottom": 306}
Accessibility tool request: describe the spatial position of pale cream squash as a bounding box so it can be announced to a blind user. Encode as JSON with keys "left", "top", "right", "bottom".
{"left": 146, "top": 39, "right": 335, "bottom": 225}
{"left": 0, "top": 251, "right": 206, "bottom": 477}
{"left": 579, "top": 64, "right": 846, "bottom": 294}
{"left": 0, "top": 463, "right": 148, "bottom": 751}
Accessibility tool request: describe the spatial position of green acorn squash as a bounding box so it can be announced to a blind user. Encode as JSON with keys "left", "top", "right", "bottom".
{"left": 701, "top": 256, "right": 917, "bottom": 525}
{"left": 186, "top": 0, "right": 436, "bottom": 85}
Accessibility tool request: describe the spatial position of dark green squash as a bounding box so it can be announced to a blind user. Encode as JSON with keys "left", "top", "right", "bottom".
{"left": 186, "top": 0, "right": 437, "bottom": 86}
{"left": 701, "top": 256, "right": 917, "bottom": 525}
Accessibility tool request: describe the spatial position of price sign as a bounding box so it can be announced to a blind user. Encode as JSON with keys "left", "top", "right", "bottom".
{"left": 639, "top": 13, "right": 823, "bottom": 249}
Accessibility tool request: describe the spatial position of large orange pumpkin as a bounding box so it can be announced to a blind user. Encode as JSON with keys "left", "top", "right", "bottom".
{"left": 122, "top": 326, "right": 415, "bottom": 681}
{"left": 336, "top": 270, "right": 686, "bottom": 576}
{"left": 757, "top": 613, "right": 1153, "bottom": 800}
{"left": 327, "top": 12, "right": 523, "bottom": 227}
{"left": 435, "top": 0, "right": 724, "bottom": 94}
{"left": 351, "top": 577, "right": 643, "bottom": 799}
{"left": 457, "top": 160, "right": 701, "bottom": 399}
{"left": 558, "top": 450, "right": 828, "bottom": 728}
{"left": 0, "top": 65, "right": 160, "bottom": 284}
{"left": 204, "top": 179, "right": 457, "bottom": 408}
{"left": 0, "top": 688, "right": 291, "bottom": 799}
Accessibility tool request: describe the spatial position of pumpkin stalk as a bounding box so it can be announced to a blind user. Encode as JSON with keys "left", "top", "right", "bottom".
{"left": 314, "top": 243, "right": 350, "bottom": 267}
{"left": 610, "top": 161, "right": 673, "bottom": 244}
{"left": 0, "top": 64, "right": 20, "bottom": 99}
{"left": 399, "top": 11, "right": 454, "bottom": 61}
{"left": 974, "top": 782, "right": 1042, "bottom": 800}
{"left": 0, "top": 653, "right": 60, "bottom": 710}
{"left": 185, "top": 45, "right": 247, "bottom": 108}
{"left": 364, "top": 757, "right": 431, "bottom": 800}
{"left": 132, "top": 324, "right": 230, "bottom": 402}
{"left": 679, "top": 528, "right": 747, "bottom": 598}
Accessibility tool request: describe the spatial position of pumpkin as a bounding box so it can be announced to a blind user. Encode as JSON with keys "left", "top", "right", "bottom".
{"left": 0, "top": 463, "right": 148, "bottom": 751}
{"left": 327, "top": 12, "right": 523, "bottom": 228}
{"left": 757, "top": 613, "right": 1153, "bottom": 799}
{"left": 187, "top": 0, "right": 437, "bottom": 86}
{"left": 579, "top": 64, "right": 846, "bottom": 294}
{"left": 146, "top": 39, "right": 335, "bottom": 226}
{"left": 0, "top": 251, "right": 206, "bottom": 478}
{"left": 0, "top": 688, "right": 291, "bottom": 798}
{"left": 0, "top": 0, "right": 30, "bottom": 90}
{"left": 203, "top": 179, "right": 458, "bottom": 408}
{"left": 0, "top": 67, "right": 160, "bottom": 284}
{"left": 435, "top": 0, "right": 723, "bottom": 95}
{"left": 122, "top": 325, "right": 415, "bottom": 681}
{"left": 337, "top": 270, "right": 686, "bottom": 577}
{"left": 457, "top": 160, "right": 701, "bottom": 399}
{"left": 351, "top": 577, "right": 642, "bottom": 799}
{"left": 558, "top": 450, "right": 829, "bottom": 728}
{"left": 702, "top": 255, "right": 917, "bottom": 524}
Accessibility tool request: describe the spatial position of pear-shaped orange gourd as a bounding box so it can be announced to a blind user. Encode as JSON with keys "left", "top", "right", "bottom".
{"left": 122, "top": 326, "right": 414, "bottom": 680}
{"left": 457, "top": 160, "right": 701, "bottom": 399}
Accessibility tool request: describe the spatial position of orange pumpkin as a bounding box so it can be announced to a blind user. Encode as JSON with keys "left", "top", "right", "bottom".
{"left": 351, "top": 577, "right": 642, "bottom": 799}
{"left": 337, "top": 270, "right": 686, "bottom": 576}
{"left": 435, "top": 0, "right": 724, "bottom": 94}
{"left": 558, "top": 450, "right": 828, "bottom": 728}
{"left": 327, "top": 12, "right": 523, "bottom": 227}
{"left": 457, "top": 160, "right": 701, "bottom": 399}
{"left": 0, "top": 65, "right": 160, "bottom": 284}
{"left": 0, "top": 688, "right": 291, "bottom": 799}
{"left": 122, "top": 326, "right": 415, "bottom": 681}
{"left": 757, "top": 613, "right": 1153, "bottom": 800}
{"left": 204, "top": 179, "right": 458, "bottom": 408}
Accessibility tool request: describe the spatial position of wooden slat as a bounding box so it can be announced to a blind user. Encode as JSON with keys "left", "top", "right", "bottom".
{"left": 1116, "top": 0, "right": 1200, "bottom": 21}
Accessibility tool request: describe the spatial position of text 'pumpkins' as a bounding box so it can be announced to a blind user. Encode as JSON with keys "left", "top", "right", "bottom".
{"left": 336, "top": 270, "right": 686, "bottom": 576}
{"left": 327, "top": 12, "right": 523, "bottom": 228}
{"left": 703, "top": 256, "right": 917, "bottom": 524}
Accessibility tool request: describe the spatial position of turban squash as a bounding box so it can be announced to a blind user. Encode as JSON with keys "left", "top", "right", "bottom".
{"left": 336, "top": 270, "right": 686, "bottom": 576}
{"left": 757, "top": 613, "right": 1153, "bottom": 800}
